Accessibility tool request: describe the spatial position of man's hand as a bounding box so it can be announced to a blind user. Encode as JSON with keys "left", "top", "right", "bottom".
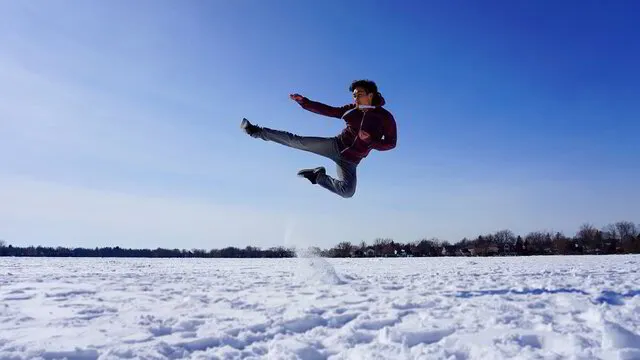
{"left": 358, "top": 130, "right": 371, "bottom": 142}
{"left": 289, "top": 93, "right": 305, "bottom": 104}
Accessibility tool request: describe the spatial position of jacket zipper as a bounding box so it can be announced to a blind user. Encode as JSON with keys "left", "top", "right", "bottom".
{"left": 341, "top": 111, "right": 366, "bottom": 154}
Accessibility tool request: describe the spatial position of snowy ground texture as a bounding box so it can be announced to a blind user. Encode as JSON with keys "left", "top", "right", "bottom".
{"left": 1, "top": 255, "right": 640, "bottom": 360}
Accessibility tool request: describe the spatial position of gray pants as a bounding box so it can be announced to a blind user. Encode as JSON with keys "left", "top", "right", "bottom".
{"left": 255, "top": 127, "right": 358, "bottom": 198}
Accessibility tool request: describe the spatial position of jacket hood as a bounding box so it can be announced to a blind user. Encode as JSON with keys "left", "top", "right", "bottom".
{"left": 373, "top": 92, "right": 385, "bottom": 106}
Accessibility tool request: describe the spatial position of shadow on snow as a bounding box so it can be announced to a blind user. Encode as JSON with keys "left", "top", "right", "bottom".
{"left": 594, "top": 289, "right": 640, "bottom": 305}
{"left": 453, "top": 287, "right": 589, "bottom": 298}
{"left": 450, "top": 287, "right": 640, "bottom": 306}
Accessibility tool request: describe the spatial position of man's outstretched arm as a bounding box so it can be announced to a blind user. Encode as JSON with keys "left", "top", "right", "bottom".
{"left": 370, "top": 114, "right": 397, "bottom": 151}
{"left": 290, "top": 93, "right": 354, "bottom": 119}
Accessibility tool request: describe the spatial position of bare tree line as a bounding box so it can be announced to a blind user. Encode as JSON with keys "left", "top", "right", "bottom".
{"left": 0, "top": 221, "right": 638, "bottom": 258}
{"left": 330, "top": 221, "right": 639, "bottom": 258}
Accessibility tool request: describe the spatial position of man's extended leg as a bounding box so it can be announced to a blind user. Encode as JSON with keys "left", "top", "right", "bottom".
{"left": 314, "top": 159, "right": 358, "bottom": 198}
{"left": 241, "top": 118, "right": 339, "bottom": 160}
{"left": 243, "top": 117, "right": 357, "bottom": 198}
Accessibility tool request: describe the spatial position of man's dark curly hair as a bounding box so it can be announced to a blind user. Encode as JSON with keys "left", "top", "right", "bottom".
{"left": 349, "top": 79, "right": 383, "bottom": 106}
{"left": 349, "top": 79, "right": 377, "bottom": 93}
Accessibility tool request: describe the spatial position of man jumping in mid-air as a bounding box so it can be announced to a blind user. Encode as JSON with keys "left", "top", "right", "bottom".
{"left": 240, "top": 79, "right": 397, "bottom": 198}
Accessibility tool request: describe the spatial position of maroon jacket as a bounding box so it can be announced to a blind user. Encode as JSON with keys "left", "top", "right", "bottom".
{"left": 297, "top": 96, "right": 397, "bottom": 164}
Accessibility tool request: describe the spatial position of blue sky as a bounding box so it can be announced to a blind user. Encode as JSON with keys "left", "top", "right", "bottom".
{"left": 1, "top": 0, "right": 639, "bottom": 250}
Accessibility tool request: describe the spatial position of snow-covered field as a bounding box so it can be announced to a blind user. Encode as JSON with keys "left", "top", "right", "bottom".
{"left": 1, "top": 255, "right": 639, "bottom": 360}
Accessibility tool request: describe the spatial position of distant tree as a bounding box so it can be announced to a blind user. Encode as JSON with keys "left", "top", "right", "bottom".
{"left": 439, "top": 240, "right": 454, "bottom": 255}
{"left": 483, "top": 234, "right": 497, "bottom": 250}
{"left": 552, "top": 232, "right": 571, "bottom": 255}
{"left": 603, "top": 223, "right": 618, "bottom": 240}
{"left": 524, "top": 231, "right": 546, "bottom": 254}
{"left": 494, "top": 229, "right": 516, "bottom": 246}
{"left": 493, "top": 229, "right": 516, "bottom": 254}
{"left": 372, "top": 238, "right": 393, "bottom": 256}
{"left": 515, "top": 236, "right": 524, "bottom": 255}
{"left": 331, "top": 241, "right": 353, "bottom": 257}
{"left": 382, "top": 241, "right": 396, "bottom": 257}
{"left": 414, "top": 238, "right": 435, "bottom": 257}
{"left": 577, "top": 223, "right": 601, "bottom": 252}
{"left": 407, "top": 240, "right": 419, "bottom": 256}
{"left": 614, "top": 221, "right": 637, "bottom": 253}
{"left": 392, "top": 240, "right": 404, "bottom": 255}
{"left": 247, "top": 246, "right": 262, "bottom": 257}
{"left": 470, "top": 235, "right": 484, "bottom": 255}
{"left": 457, "top": 237, "right": 470, "bottom": 248}
{"left": 602, "top": 224, "right": 619, "bottom": 254}
{"left": 615, "top": 221, "right": 637, "bottom": 238}
{"left": 593, "top": 230, "right": 605, "bottom": 253}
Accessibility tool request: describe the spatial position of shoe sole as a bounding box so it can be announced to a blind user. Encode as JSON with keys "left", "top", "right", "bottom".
{"left": 297, "top": 167, "right": 326, "bottom": 177}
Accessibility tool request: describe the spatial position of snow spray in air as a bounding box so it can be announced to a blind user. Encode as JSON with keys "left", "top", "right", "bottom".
{"left": 284, "top": 216, "right": 345, "bottom": 285}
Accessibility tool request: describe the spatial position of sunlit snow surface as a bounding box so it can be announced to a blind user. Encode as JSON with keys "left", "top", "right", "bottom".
{"left": 1, "top": 255, "right": 639, "bottom": 359}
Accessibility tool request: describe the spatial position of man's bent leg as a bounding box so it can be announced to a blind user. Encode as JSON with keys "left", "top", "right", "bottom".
{"left": 255, "top": 127, "right": 340, "bottom": 160}
{"left": 316, "top": 159, "right": 357, "bottom": 198}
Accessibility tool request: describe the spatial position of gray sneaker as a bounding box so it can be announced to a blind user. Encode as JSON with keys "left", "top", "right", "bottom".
{"left": 297, "top": 167, "right": 326, "bottom": 184}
